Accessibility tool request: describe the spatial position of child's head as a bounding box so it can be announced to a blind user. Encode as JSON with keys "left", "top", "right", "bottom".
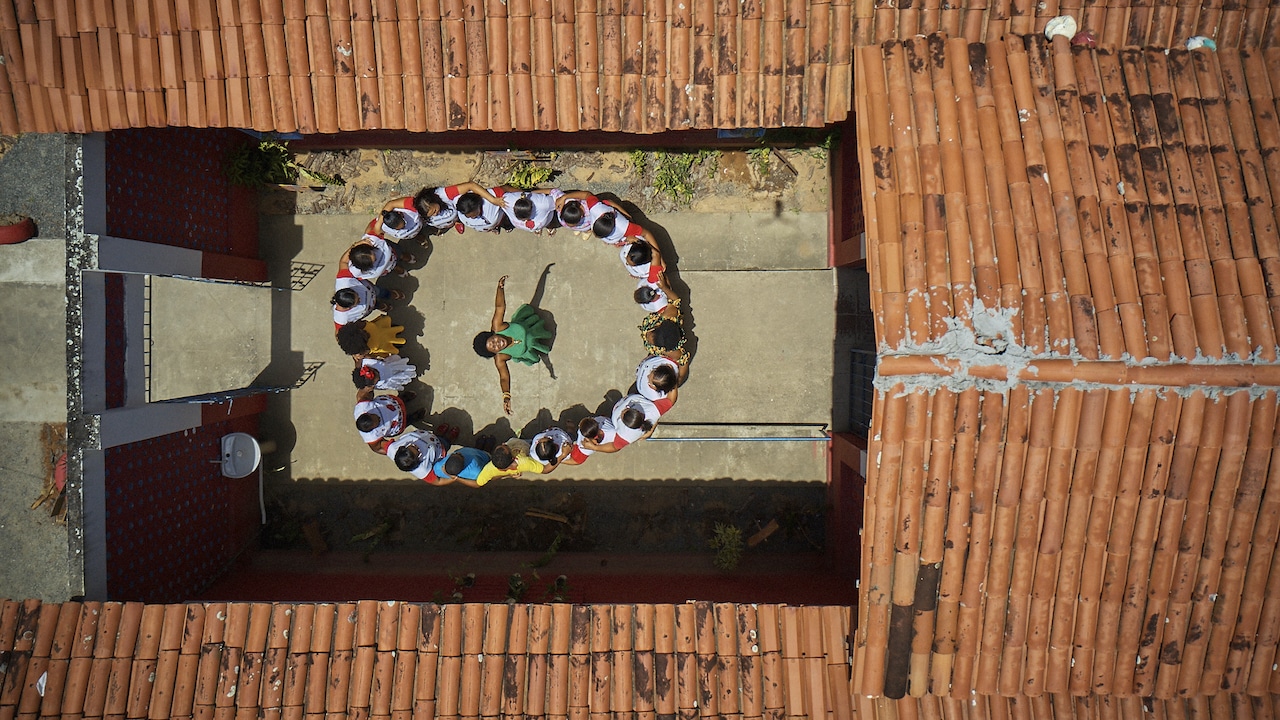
{"left": 381, "top": 209, "right": 406, "bottom": 231}
{"left": 332, "top": 288, "right": 360, "bottom": 309}
{"left": 355, "top": 413, "right": 381, "bottom": 433}
{"left": 634, "top": 285, "right": 660, "bottom": 305}
{"left": 513, "top": 194, "right": 535, "bottom": 221}
{"left": 490, "top": 444, "right": 515, "bottom": 470}
{"left": 413, "top": 187, "right": 444, "bottom": 217}
{"left": 352, "top": 364, "right": 379, "bottom": 389}
{"left": 560, "top": 200, "right": 585, "bottom": 226}
{"left": 336, "top": 323, "right": 371, "bottom": 355}
{"left": 625, "top": 241, "right": 652, "bottom": 266}
{"left": 534, "top": 437, "right": 560, "bottom": 465}
{"left": 648, "top": 320, "right": 684, "bottom": 351}
{"left": 650, "top": 364, "right": 679, "bottom": 392}
{"left": 443, "top": 453, "right": 466, "bottom": 477}
{"left": 349, "top": 243, "right": 377, "bottom": 271}
{"left": 456, "top": 192, "right": 485, "bottom": 218}
{"left": 473, "top": 332, "right": 497, "bottom": 359}
{"left": 619, "top": 406, "right": 654, "bottom": 432}
{"left": 578, "top": 416, "right": 602, "bottom": 442}
{"left": 394, "top": 444, "right": 422, "bottom": 471}
{"left": 592, "top": 211, "right": 617, "bottom": 238}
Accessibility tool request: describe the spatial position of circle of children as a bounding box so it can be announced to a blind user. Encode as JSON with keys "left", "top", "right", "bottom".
{"left": 332, "top": 181, "right": 690, "bottom": 488}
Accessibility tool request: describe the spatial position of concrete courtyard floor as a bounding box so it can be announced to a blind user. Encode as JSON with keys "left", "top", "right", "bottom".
{"left": 231, "top": 149, "right": 838, "bottom": 486}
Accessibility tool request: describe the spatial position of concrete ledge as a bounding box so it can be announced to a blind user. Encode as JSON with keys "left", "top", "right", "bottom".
{"left": 0, "top": 238, "right": 68, "bottom": 284}
{"left": 96, "top": 403, "right": 202, "bottom": 449}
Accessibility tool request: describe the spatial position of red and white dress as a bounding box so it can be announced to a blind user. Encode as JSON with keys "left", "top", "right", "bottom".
{"left": 635, "top": 279, "right": 669, "bottom": 313}
{"left": 609, "top": 394, "right": 662, "bottom": 448}
{"left": 634, "top": 355, "right": 679, "bottom": 409}
{"left": 354, "top": 395, "right": 407, "bottom": 444}
{"left": 592, "top": 207, "right": 644, "bottom": 246}
{"left": 558, "top": 194, "right": 602, "bottom": 233}
{"left": 568, "top": 416, "right": 617, "bottom": 464}
{"left": 529, "top": 427, "right": 573, "bottom": 468}
{"left": 444, "top": 185, "right": 507, "bottom": 232}
{"left": 385, "top": 430, "right": 447, "bottom": 481}
{"left": 502, "top": 189, "right": 564, "bottom": 232}
{"left": 621, "top": 245, "right": 663, "bottom": 283}
{"left": 381, "top": 198, "right": 423, "bottom": 240}
{"left": 423, "top": 188, "right": 459, "bottom": 230}
{"left": 347, "top": 234, "right": 398, "bottom": 280}
{"left": 333, "top": 271, "right": 380, "bottom": 329}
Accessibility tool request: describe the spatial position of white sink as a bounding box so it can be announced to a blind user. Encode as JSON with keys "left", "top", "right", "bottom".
{"left": 220, "top": 432, "right": 262, "bottom": 479}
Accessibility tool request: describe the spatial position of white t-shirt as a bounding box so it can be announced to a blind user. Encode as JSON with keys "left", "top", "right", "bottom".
{"left": 635, "top": 355, "right": 680, "bottom": 403}
{"left": 572, "top": 416, "right": 616, "bottom": 458}
{"left": 353, "top": 396, "right": 406, "bottom": 444}
{"left": 559, "top": 196, "right": 601, "bottom": 233}
{"left": 381, "top": 207, "right": 422, "bottom": 240}
{"left": 446, "top": 185, "right": 506, "bottom": 232}
{"left": 385, "top": 430, "right": 446, "bottom": 480}
{"left": 635, "top": 279, "right": 668, "bottom": 313}
{"left": 529, "top": 427, "right": 573, "bottom": 467}
{"left": 502, "top": 189, "right": 564, "bottom": 232}
{"left": 592, "top": 207, "right": 640, "bottom": 245}
{"left": 333, "top": 275, "right": 378, "bottom": 327}
{"left": 610, "top": 394, "right": 661, "bottom": 448}
{"left": 347, "top": 235, "right": 396, "bottom": 280}
{"left": 423, "top": 188, "right": 459, "bottom": 229}
{"left": 621, "top": 243, "right": 662, "bottom": 281}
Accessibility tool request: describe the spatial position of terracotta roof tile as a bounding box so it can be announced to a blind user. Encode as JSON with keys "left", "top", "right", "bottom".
{"left": 0, "top": 0, "right": 846, "bottom": 130}
{"left": 857, "top": 0, "right": 1277, "bottom": 48}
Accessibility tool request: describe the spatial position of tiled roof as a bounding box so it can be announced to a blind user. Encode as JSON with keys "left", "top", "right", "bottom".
{"left": 862, "top": 38, "right": 1280, "bottom": 365}
{"left": 853, "top": 0, "right": 1280, "bottom": 48}
{"left": 857, "top": 35, "right": 1280, "bottom": 698}
{"left": 0, "top": 0, "right": 852, "bottom": 135}
{"left": 0, "top": 599, "right": 854, "bottom": 719}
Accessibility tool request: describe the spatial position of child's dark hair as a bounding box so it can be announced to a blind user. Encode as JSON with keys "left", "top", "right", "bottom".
{"left": 456, "top": 192, "right": 484, "bottom": 216}
{"left": 626, "top": 241, "right": 652, "bottom": 266}
{"left": 413, "top": 187, "right": 443, "bottom": 217}
{"left": 352, "top": 365, "right": 377, "bottom": 389}
{"left": 336, "top": 323, "right": 370, "bottom": 355}
{"left": 619, "top": 407, "right": 654, "bottom": 433}
{"left": 534, "top": 437, "right": 559, "bottom": 464}
{"left": 349, "top": 243, "right": 377, "bottom": 271}
{"left": 634, "top": 285, "right": 659, "bottom": 305}
{"left": 473, "top": 332, "right": 496, "bottom": 358}
{"left": 490, "top": 444, "right": 515, "bottom": 470}
{"left": 394, "top": 445, "right": 421, "bottom": 471}
{"left": 560, "top": 200, "right": 585, "bottom": 225}
{"left": 651, "top": 364, "right": 678, "bottom": 392}
{"left": 592, "top": 211, "right": 617, "bottom": 238}
{"left": 578, "top": 416, "right": 601, "bottom": 440}
{"left": 513, "top": 194, "right": 534, "bottom": 221}
{"left": 332, "top": 288, "right": 360, "bottom": 309}
{"left": 649, "top": 320, "right": 683, "bottom": 351}
{"left": 443, "top": 453, "right": 466, "bottom": 476}
{"left": 356, "top": 413, "right": 380, "bottom": 433}
{"left": 382, "top": 210, "right": 406, "bottom": 230}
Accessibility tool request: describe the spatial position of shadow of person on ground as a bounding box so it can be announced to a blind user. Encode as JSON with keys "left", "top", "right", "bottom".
{"left": 591, "top": 196, "right": 698, "bottom": 371}
{"left": 526, "top": 263, "right": 559, "bottom": 379}
{"left": 519, "top": 408, "right": 558, "bottom": 439}
{"left": 428, "top": 405, "right": 476, "bottom": 444}
{"left": 474, "top": 416, "right": 518, "bottom": 446}
{"left": 554, "top": 403, "right": 594, "bottom": 432}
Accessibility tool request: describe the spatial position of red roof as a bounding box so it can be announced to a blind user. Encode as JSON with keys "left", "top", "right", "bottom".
{"left": 0, "top": 0, "right": 852, "bottom": 134}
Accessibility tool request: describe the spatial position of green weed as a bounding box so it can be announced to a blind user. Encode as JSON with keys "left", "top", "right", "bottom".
{"left": 505, "top": 156, "right": 561, "bottom": 189}
{"left": 225, "top": 138, "right": 345, "bottom": 187}
{"left": 709, "top": 522, "right": 745, "bottom": 571}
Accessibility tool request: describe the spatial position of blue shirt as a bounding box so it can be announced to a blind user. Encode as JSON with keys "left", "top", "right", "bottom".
{"left": 432, "top": 447, "right": 492, "bottom": 481}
